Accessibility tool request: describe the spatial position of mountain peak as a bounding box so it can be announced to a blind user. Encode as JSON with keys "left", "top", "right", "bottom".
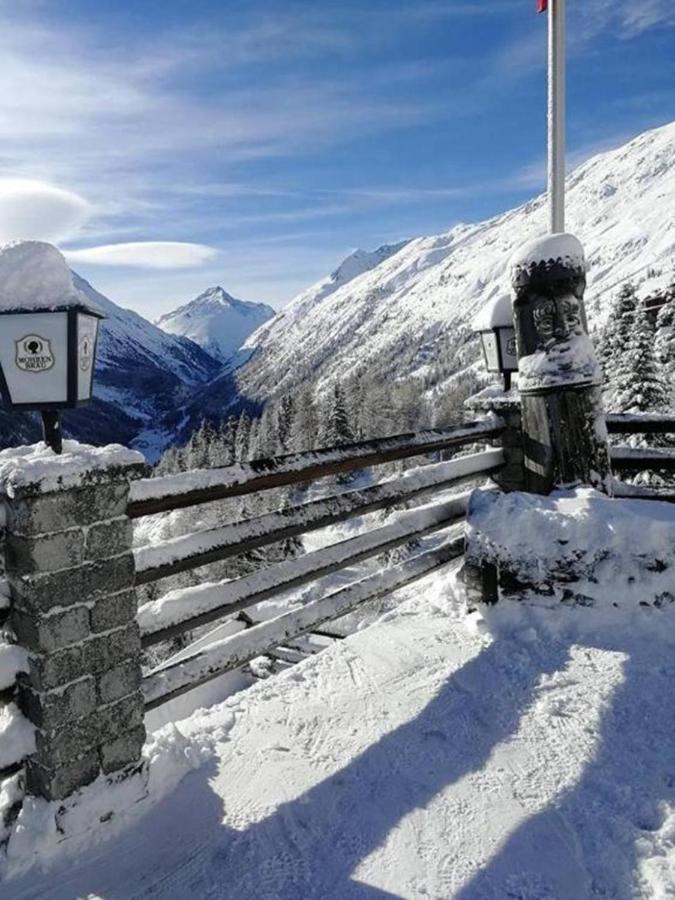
{"left": 156, "top": 286, "right": 275, "bottom": 364}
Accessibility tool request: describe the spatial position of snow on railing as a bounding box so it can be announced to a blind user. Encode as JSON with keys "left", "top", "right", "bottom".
{"left": 138, "top": 492, "right": 471, "bottom": 647}
{"left": 143, "top": 532, "right": 465, "bottom": 711}
{"left": 127, "top": 417, "right": 504, "bottom": 518}
{"left": 611, "top": 446, "right": 675, "bottom": 473}
{"left": 134, "top": 449, "right": 503, "bottom": 585}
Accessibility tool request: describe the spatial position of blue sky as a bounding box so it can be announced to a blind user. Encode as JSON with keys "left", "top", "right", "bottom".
{"left": 0, "top": 0, "right": 673, "bottom": 318}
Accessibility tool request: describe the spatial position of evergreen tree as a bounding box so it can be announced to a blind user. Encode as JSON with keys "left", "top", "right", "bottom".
{"left": 322, "top": 382, "right": 355, "bottom": 447}
{"left": 599, "top": 282, "right": 639, "bottom": 406}
{"left": 234, "top": 411, "right": 251, "bottom": 462}
{"left": 290, "top": 386, "right": 318, "bottom": 452}
{"left": 613, "top": 301, "right": 667, "bottom": 415}
{"left": 276, "top": 394, "right": 295, "bottom": 453}
{"left": 654, "top": 283, "right": 675, "bottom": 405}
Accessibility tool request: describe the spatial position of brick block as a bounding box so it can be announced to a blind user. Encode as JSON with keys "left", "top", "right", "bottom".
{"left": 85, "top": 518, "right": 133, "bottom": 562}
{"left": 27, "top": 645, "right": 86, "bottom": 691}
{"left": 12, "top": 605, "right": 90, "bottom": 654}
{"left": 25, "top": 750, "right": 100, "bottom": 801}
{"left": 10, "top": 554, "right": 135, "bottom": 614}
{"left": 100, "top": 725, "right": 146, "bottom": 774}
{"left": 83, "top": 621, "right": 141, "bottom": 675}
{"left": 6, "top": 483, "right": 131, "bottom": 536}
{"left": 97, "top": 659, "right": 141, "bottom": 705}
{"left": 20, "top": 676, "right": 97, "bottom": 730}
{"left": 5, "top": 529, "right": 84, "bottom": 574}
{"left": 90, "top": 589, "right": 137, "bottom": 634}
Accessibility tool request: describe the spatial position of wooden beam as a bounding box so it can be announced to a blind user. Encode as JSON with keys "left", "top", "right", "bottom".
{"left": 607, "top": 414, "right": 675, "bottom": 435}
{"left": 143, "top": 532, "right": 464, "bottom": 711}
{"left": 134, "top": 450, "right": 501, "bottom": 585}
{"left": 127, "top": 418, "right": 503, "bottom": 518}
{"left": 611, "top": 446, "right": 675, "bottom": 472}
{"left": 138, "top": 493, "right": 469, "bottom": 646}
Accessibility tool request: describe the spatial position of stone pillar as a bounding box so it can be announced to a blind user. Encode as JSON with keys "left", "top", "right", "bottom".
{"left": 510, "top": 233, "right": 611, "bottom": 494}
{"left": 0, "top": 443, "right": 147, "bottom": 801}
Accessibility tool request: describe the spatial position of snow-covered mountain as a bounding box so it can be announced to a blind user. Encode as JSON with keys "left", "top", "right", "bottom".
{"left": 156, "top": 286, "right": 274, "bottom": 363}
{"left": 237, "top": 121, "right": 675, "bottom": 404}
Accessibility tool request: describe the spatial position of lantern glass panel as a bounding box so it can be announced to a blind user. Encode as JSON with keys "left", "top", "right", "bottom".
{"left": 0, "top": 311, "right": 69, "bottom": 406}
{"left": 481, "top": 330, "right": 500, "bottom": 372}
{"left": 498, "top": 326, "right": 518, "bottom": 372}
{"left": 77, "top": 312, "right": 99, "bottom": 401}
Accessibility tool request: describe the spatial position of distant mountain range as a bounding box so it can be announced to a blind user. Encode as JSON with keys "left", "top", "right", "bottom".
{"left": 236, "top": 121, "right": 675, "bottom": 405}
{"left": 155, "top": 286, "right": 274, "bottom": 363}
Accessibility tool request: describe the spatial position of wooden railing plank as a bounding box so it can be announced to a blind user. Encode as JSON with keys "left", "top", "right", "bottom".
{"left": 610, "top": 446, "right": 675, "bottom": 472}
{"left": 607, "top": 414, "right": 675, "bottom": 434}
{"left": 138, "top": 493, "right": 470, "bottom": 646}
{"left": 143, "top": 532, "right": 464, "bottom": 711}
{"left": 128, "top": 417, "right": 503, "bottom": 518}
{"left": 134, "top": 449, "right": 503, "bottom": 585}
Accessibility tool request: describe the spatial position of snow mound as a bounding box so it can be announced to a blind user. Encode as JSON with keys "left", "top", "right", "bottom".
{"left": 0, "top": 440, "right": 146, "bottom": 497}
{"left": 510, "top": 232, "right": 586, "bottom": 273}
{"left": 0, "top": 242, "right": 100, "bottom": 313}
{"left": 466, "top": 487, "right": 675, "bottom": 607}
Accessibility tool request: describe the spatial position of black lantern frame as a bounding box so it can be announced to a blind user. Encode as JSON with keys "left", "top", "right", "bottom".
{"left": 0, "top": 305, "right": 103, "bottom": 412}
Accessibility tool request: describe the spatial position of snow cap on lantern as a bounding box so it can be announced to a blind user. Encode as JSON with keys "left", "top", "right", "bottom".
{"left": 0, "top": 241, "right": 104, "bottom": 411}
{"left": 472, "top": 294, "right": 518, "bottom": 389}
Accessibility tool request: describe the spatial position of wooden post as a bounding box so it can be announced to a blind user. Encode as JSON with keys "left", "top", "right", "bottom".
{"left": 510, "top": 233, "right": 612, "bottom": 494}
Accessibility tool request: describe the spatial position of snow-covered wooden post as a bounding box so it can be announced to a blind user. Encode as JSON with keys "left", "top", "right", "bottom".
{"left": 510, "top": 233, "right": 611, "bottom": 493}
{"left": 0, "top": 442, "right": 147, "bottom": 801}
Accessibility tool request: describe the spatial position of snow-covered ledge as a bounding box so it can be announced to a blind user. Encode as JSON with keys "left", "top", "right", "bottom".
{"left": 0, "top": 441, "right": 148, "bottom": 802}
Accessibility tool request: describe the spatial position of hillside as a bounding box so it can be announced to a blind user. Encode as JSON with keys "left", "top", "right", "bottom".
{"left": 236, "top": 122, "right": 675, "bottom": 405}
{"left": 156, "top": 287, "right": 274, "bottom": 364}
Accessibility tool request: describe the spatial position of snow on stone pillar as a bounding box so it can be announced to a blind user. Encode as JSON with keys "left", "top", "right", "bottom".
{"left": 510, "top": 233, "right": 611, "bottom": 494}
{"left": 0, "top": 441, "right": 147, "bottom": 801}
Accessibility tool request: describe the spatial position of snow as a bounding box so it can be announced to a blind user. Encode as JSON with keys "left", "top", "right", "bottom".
{"left": 156, "top": 287, "right": 274, "bottom": 364}
{"left": 0, "top": 242, "right": 101, "bottom": 314}
{"left": 471, "top": 293, "right": 513, "bottom": 330}
{"left": 0, "top": 440, "right": 145, "bottom": 497}
{"left": 5, "top": 555, "right": 675, "bottom": 896}
{"left": 0, "top": 643, "right": 28, "bottom": 692}
{"left": 0, "top": 703, "right": 34, "bottom": 771}
{"left": 518, "top": 331, "right": 602, "bottom": 390}
{"left": 510, "top": 232, "right": 586, "bottom": 273}
{"left": 466, "top": 487, "right": 675, "bottom": 607}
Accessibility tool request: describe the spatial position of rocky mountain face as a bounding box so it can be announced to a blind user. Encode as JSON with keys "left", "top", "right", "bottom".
{"left": 235, "top": 122, "right": 675, "bottom": 405}
{"left": 156, "top": 286, "right": 274, "bottom": 364}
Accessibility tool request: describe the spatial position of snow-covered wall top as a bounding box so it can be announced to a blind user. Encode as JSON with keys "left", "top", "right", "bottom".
{"left": 0, "top": 242, "right": 101, "bottom": 313}
{"left": 237, "top": 121, "right": 675, "bottom": 403}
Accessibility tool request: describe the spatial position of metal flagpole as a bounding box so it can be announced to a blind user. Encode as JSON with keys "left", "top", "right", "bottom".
{"left": 548, "top": 0, "right": 565, "bottom": 233}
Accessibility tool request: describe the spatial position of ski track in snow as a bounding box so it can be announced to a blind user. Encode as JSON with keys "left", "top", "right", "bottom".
{"left": 5, "top": 569, "right": 675, "bottom": 899}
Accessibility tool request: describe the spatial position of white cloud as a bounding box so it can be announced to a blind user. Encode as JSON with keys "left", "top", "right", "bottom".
{"left": 64, "top": 242, "right": 219, "bottom": 270}
{"left": 0, "top": 178, "right": 91, "bottom": 244}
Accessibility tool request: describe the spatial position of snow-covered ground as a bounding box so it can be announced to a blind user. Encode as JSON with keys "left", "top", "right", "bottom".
{"left": 4, "top": 546, "right": 675, "bottom": 898}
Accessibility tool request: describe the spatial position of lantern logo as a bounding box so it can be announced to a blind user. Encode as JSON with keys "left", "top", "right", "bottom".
{"left": 15, "top": 335, "right": 55, "bottom": 373}
{"left": 79, "top": 335, "right": 93, "bottom": 372}
{"left": 506, "top": 336, "right": 517, "bottom": 356}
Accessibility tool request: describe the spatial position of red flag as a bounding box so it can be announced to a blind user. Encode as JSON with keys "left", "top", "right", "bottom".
{"left": 537, "top": 0, "right": 548, "bottom": 11}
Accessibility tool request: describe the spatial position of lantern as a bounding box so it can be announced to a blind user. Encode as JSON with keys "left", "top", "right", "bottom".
{"left": 472, "top": 294, "right": 518, "bottom": 390}
{"left": 0, "top": 242, "right": 105, "bottom": 453}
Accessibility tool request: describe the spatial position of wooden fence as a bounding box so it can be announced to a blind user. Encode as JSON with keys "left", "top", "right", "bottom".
{"left": 131, "top": 418, "right": 506, "bottom": 711}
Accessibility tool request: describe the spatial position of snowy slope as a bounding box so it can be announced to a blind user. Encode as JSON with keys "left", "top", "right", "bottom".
{"left": 238, "top": 121, "right": 675, "bottom": 402}
{"left": 156, "top": 287, "right": 274, "bottom": 364}
{"left": 5, "top": 551, "right": 675, "bottom": 898}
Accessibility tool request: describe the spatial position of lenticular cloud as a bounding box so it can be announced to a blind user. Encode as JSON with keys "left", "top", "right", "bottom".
{"left": 0, "top": 178, "right": 91, "bottom": 244}
{"left": 64, "top": 241, "right": 219, "bottom": 269}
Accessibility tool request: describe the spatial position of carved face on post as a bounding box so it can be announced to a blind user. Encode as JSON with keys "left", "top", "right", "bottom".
{"left": 531, "top": 295, "right": 583, "bottom": 349}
